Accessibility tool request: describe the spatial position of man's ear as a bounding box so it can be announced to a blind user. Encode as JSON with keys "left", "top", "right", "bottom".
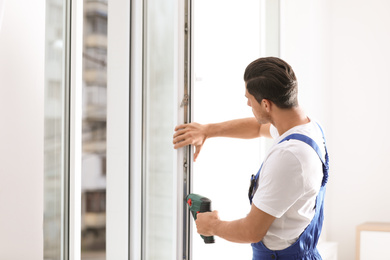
{"left": 262, "top": 99, "right": 272, "bottom": 113}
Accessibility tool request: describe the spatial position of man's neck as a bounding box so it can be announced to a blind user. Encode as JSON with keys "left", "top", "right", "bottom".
{"left": 272, "top": 106, "right": 309, "bottom": 136}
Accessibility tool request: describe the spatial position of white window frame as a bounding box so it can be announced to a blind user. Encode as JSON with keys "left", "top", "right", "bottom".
{"left": 68, "top": 0, "right": 83, "bottom": 259}
{"left": 65, "top": 0, "right": 192, "bottom": 259}
{"left": 106, "top": 0, "right": 131, "bottom": 259}
{"left": 106, "top": 0, "right": 191, "bottom": 260}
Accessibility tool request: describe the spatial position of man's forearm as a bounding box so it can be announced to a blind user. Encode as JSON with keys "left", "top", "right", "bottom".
{"left": 213, "top": 218, "right": 264, "bottom": 244}
{"left": 205, "top": 117, "right": 270, "bottom": 139}
{"left": 196, "top": 205, "right": 275, "bottom": 244}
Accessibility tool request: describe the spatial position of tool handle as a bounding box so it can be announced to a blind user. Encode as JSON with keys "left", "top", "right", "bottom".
{"left": 199, "top": 199, "right": 215, "bottom": 244}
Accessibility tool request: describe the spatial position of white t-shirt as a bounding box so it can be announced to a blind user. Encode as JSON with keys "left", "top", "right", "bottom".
{"left": 252, "top": 120, "right": 326, "bottom": 250}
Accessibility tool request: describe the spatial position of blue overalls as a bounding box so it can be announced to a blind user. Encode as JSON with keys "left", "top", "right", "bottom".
{"left": 248, "top": 125, "right": 329, "bottom": 260}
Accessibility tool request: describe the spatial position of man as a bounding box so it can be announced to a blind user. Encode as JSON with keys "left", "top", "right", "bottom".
{"left": 173, "top": 57, "right": 329, "bottom": 259}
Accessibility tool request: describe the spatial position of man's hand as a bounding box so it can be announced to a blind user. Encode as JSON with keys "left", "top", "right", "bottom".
{"left": 195, "top": 210, "right": 220, "bottom": 237}
{"left": 173, "top": 122, "right": 208, "bottom": 161}
{"left": 173, "top": 118, "right": 269, "bottom": 161}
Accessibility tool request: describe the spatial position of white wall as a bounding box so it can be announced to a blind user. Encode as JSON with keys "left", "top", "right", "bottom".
{"left": 281, "top": 0, "right": 390, "bottom": 259}
{"left": 0, "top": 0, "right": 44, "bottom": 259}
{"left": 329, "top": 0, "right": 390, "bottom": 259}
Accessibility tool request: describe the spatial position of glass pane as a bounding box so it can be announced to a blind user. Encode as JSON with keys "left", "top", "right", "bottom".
{"left": 193, "top": 1, "right": 261, "bottom": 259}
{"left": 44, "top": 0, "right": 66, "bottom": 259}
{"left": 81, "top": 0, "right": 108, "bottom": 259}
{"left": 143, "top": 0, "right": 176, "bottom": 259}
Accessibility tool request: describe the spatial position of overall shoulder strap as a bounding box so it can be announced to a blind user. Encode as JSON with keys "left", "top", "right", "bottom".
{"left": 278, "top": 133, "right": 325, "bottom": 165}
{"left": 278, "top": 126, "right": 329, "bottom": 187}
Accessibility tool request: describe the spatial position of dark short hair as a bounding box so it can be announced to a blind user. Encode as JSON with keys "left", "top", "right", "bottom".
{"left": 243, "top": 57, "right": 298, "bottom": 109}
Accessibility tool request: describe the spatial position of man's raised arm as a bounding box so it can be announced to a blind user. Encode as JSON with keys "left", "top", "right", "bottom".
{"left": 173, "top": 117, "right": 271, "bottom": 161}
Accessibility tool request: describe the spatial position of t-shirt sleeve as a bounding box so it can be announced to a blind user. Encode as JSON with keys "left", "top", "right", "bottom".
{"left": 252, "top": 148, "right": 305, "bottom": 218}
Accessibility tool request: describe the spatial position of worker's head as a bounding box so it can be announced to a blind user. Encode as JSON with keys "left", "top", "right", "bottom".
{"left": 243, "top": 57, "right": 298, "bottom": 109}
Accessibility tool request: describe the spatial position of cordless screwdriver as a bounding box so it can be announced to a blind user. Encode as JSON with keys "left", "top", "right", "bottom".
{"left": 186, "top": 193, "right": 215, "bottom": 244}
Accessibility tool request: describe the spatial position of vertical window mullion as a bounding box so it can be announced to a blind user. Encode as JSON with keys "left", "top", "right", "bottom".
{"left": 106, "top": 0, "right": 131, "bottom": 259}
